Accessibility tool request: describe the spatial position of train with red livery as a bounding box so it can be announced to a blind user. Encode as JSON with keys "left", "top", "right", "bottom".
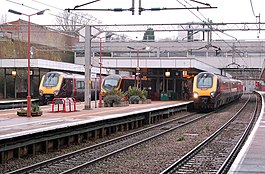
{"left": 39, "top": 71, "right": 98, "bottom": 105}
{"left": 101, "top": 74, "right": 151, "bottom": 95}
{"left": 39, "top": 72, "right": 151, "bottom": 105}
{"left": 193, "top": 72, "right": 243, "bottom": 110}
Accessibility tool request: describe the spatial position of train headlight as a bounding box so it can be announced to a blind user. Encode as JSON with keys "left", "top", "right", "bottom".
{"left": 193, "top": 92, "right": 198, "bottom": 99}
{"left": 54, "top": 90, "right": 59, "bottom": 96}
{"left": 39, "top": 90, "right": 43, "bottom": 96}
{"left": 210, "top": 92, "right": 215, "bottom": 98}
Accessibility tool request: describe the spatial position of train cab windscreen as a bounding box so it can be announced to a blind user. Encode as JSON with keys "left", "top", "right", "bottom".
{"left": 43, "top": 73, "right": 60, "bottom": 87}
{"left": 197, "top": 73, "right": 213, "bottom": 88}
{"left": 102, "top": 78, "right": 120, "bottom": 90}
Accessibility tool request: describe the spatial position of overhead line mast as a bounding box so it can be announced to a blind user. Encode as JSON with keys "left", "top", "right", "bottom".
{"left": 66, "top": 0, "right": 217, "bottom": 15}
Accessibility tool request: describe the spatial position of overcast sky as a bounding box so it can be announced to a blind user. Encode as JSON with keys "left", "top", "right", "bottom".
{"left": 2, "top": 0, "right": 265, "bottom": 40}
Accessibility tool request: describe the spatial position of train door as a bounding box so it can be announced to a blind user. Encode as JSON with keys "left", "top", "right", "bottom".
{"left": 76, "top": 80, "right": 85, "bottom": 101}
{"left": 60, "top": 78, "right": 73, "bottom": 98}
{"left": 67, "top": 78, "right": 73, "bottom": 97}
{"left": 90, "top": 79, "right": 99, "bottom": 100}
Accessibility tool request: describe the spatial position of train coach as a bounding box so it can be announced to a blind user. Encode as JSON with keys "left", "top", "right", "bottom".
{"left": 101, "top": 74, "right": 151, "bottom": 95}
{"left": 39, "top": 71, "right": 98, "bottom": 105}
{"left": 193, "top": 72, "right": 243, "bottom": 110}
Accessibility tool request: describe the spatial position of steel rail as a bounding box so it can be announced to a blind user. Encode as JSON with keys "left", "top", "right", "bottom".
{"left": 6, "top": 99, "right": 243, "bottom": 174}
{"left": 6, "top": 112, "right": 197, "bottom": 174}
{"left": 60, "top": 111, "right": 217, "bottom": 174}
{"left": 216, "top": 94, "right": 259, "bottom": 173}
{"left": 160, "top": 94, "right": 253, "bottom": 174}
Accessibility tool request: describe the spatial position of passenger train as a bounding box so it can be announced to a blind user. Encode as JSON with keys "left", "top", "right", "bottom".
{"left": 193, "top": 72, "right": 243, "bottom": 110}
{"left": 39, "top": 71, "right": 99, "bottom": 105}
{"left": 101, "top": 74, "right": 151, "bottom": 95}
{"left": 39, "top": 72, "right": 151, "bottom": 105}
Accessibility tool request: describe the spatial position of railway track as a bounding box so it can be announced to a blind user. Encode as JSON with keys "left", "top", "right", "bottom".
{"left": 161, "top": 94, "right": 259, "bottom": 174}
{"left": 5, "top": 94, "right": 259, "bottom": 174}
{"left": 6, "top": 110, "right": 218, "bottom": 174}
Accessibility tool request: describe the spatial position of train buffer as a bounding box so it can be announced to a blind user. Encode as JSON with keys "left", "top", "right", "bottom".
{"left": 51, "top": 98, "right": 77, "bottom": 112}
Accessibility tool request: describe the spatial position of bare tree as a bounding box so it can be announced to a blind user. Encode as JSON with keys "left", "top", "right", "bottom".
{"left": 55, "top": 11, "right": 101, "bottom": 34}
{"left": 55, "top": 11, "right": 130, "bottom": 41}
{"left": 0, "top": 14, "right": 8, "bottom": 24}
{"left": 110, "top": 34, "right": 130, "bottom": 42}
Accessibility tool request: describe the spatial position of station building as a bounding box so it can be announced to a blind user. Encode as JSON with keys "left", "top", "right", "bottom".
{"left": 0, "top": 21, "right": 264, "bottom": 100}
{"left": 75, "top": 39, "right": 264, "bottom": 100}
{"left": 0, "top": 20, "right": 120, "bottom": 99}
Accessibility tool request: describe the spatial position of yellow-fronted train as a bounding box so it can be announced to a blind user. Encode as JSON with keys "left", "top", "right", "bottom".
{"left": 193, "top": 72, "right": 243, "bottom": 111}
{"left": 101, "top": 74, "right": 151, "bottom": 95}
{"left": 39, "top": 71, "right": 98, "bottom": 105}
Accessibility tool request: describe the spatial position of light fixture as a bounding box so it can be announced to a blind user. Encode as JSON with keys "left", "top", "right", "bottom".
{"left": 11, "top": 70, "right": 16, "bottom": 76}
{"left": 165, "top": 71, "right": 170, "bottom": 77}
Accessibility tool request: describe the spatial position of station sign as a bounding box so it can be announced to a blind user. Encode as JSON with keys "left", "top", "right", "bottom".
{"left": 91, "top": 74, "right": 97, "bottom": 79}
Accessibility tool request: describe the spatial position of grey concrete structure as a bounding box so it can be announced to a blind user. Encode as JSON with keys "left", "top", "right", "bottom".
{"left": 75, "top": 40, "right": 265, "bottom": 69}
{"left": 0, "top": 59, "right": 114, "bottom": 75}
{"left": 74, "top": 40, "right": 264, "bottom": 93}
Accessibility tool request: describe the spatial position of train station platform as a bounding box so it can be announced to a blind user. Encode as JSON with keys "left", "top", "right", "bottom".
{"left": 0, "top": 100, "right": 191, "bottom": 139}
{"left": 0, "top": 98, "right": 39, "bottom": 110}
{"left": 228, "top": 91, "right": 265, "bottom": 173}
{"left": 0, "top": 99, "right": 195, "bottom": 164}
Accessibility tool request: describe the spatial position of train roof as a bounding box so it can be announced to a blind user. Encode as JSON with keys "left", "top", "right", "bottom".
{"left": 104, "top": 74, "right": 148, "bottom": 80}
{"left": 196, "top": 72, "right": 242, "bottom": 82}
{"left": 46, "top": 71, "right": 84, "bottom": 79}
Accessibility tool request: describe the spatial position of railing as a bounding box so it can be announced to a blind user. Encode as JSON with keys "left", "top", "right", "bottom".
{"left": 51, "top": 98, "right": 76, "bottom": 112}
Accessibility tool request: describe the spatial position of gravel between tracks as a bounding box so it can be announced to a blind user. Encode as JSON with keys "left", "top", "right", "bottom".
{"left": 81, "top": 100, "right": 245, "bottom": 174}
{"left": 1, "top": 97, "right": 247, "bottom": 173}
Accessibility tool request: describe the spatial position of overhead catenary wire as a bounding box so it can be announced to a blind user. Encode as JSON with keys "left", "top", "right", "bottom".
{"left": 248, "top": 0, "right": 261, "bottom": 38}
{"left": 249, "top": 0, "right": 256, "bottom": 17}
{"left": 6, "top": 0, "right": 110, "bottom": 39}
{"left": 6, "top": 0, "right": 103, "bottom": 31}
{"left": 32, "top": 0, "right": 102, "bottom": 24}
{"left": 195, "top": 0, "right": 249, "bottom": 66}
{"left": 190, "top": 0, "right": 211, "bottom": 7}
{"left": 73, "top": 0, "right": 101, "bottom": 9}
{"left": 177, "top": 0, "right": 250, "bottom": 68}
{"left": 32, "top": 0, "right": 131, "bottom": 38}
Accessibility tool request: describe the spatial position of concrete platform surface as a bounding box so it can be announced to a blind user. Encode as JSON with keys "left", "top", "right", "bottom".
{"left": 229, "top": 92, "right": 265, "bottom": 173}
{"left": 0, "top": 100, "right": 191, "bottom": 140}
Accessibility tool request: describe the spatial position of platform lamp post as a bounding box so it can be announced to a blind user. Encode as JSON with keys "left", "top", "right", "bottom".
{"left": 8, "top": 9, "right": 48, "bottom": 117}
{"left": 99, "top": 37, "right": 103, "bottom": 108}
{"left": 127, "top": 46, "right": 150, "bottom": 88}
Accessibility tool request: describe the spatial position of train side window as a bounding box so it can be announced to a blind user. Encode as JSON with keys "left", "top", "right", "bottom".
{"left": 77, "top": 81, "right": 85, "bottom": 89}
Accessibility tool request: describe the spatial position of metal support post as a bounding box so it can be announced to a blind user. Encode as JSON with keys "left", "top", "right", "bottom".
{"left": 84, "top": 26, "right": 92, "bottom": 110}
{"left": 4, "top": 68, "right": 6, "bottom": 99}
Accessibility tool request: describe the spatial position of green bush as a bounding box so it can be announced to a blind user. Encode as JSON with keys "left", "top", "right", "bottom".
{"left": 105, "top": 87, "right": 123, "bottom": 96}
{"left": 129, "top": 95, "right": 141, "bottom": 104}
{"left": 103, "top": 95, "right": 121, "bottom": 106}
{"left": 177, "top": 135, "right": 185, "bottom": 141}
{"left": 31, "top": 103, "right": 40, "bottom": 112}
{"left": 125, "top": 86, "right": 148, "bottom": 101}
{"left": 103, "top": 88, "right": 124, "bottom": 106}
